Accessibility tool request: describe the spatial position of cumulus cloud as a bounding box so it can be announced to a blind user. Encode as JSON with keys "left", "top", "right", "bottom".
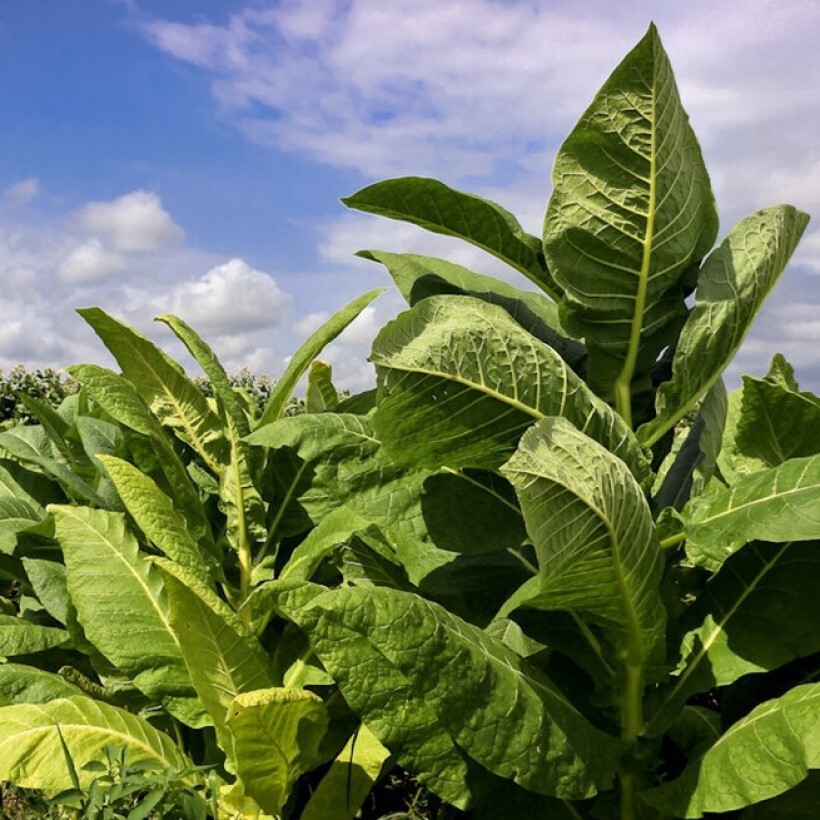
{"left": 161, "top": 258, "right": 291, "bottom": 336}
{"left": 76, "top": 190, "right": 184, "bottom": 252}
{"left": 58, "top": 239, "right": 127, "bottom": 284}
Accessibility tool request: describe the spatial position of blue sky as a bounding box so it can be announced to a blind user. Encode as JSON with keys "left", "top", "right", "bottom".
{"left": 2, "top": 0, "right": 820, "bottom": 392}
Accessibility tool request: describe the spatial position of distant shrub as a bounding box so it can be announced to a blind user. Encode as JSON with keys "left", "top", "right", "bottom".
{"left": 0, "top": 365, "right": 79, "bottom": 424}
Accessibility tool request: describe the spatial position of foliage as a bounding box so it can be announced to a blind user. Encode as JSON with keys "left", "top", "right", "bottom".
{"left": 0, "top": 22, "right": 817, "bottom": 820}
{"left": 0, "top": 365, "right": 79, "bottom": 424}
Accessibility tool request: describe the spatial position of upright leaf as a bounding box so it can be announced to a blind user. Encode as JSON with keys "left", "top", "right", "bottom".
{"left": 256, "top": 289, "right": 384, "bottom": 427}
{"left": 77, "top": 308, "right": 227, "bottom": 472}
{"left": 225, "top": 687, "right": 327, "bottom": 816}
{"left": 0, "top": 696, "right": 192, "bottom": 793}
{"left": 372, "top": 295, "right": 649, "bottom": 482}
{"left": 737, "top": 369, "right": 820, "bottom": 466}
{"left": 501, "top": 418, "right": 666, "bottom": 677}
{"left": 543, "top": 23, "right": 718, "bottom": 418}
{"left": 640, "top": 206, "right": 809, "bottom": 445}
{"left": 51, "top": 505, "right": 207, "bottom": 727}
{"left": 306, "top": 361, "right": 340, "bottom": 413}
{"left": 343, "top": 177, "right": 559, "bottom": 298}
{"left": 683, "top": 455, "right": 820, "bottom": 570}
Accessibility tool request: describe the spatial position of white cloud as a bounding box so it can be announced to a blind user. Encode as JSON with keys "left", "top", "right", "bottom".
{"left": 76, "top": 190, "right": 184, "bottom": 252}
{"left": 59, "top": 239, "right": 127, "bottom": 284}
{"left": 3, "top": 178, "right": 40, "bottom": 209}
{"left": 161, "top": 258, "right": 291, "bottom": 336}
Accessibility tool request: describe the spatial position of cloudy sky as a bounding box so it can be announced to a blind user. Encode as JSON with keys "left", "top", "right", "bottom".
{"left": 2, "top": 0, "right": 820, "bottom": 393}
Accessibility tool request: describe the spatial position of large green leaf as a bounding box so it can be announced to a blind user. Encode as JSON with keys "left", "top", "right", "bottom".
{"left": 51, "top": 505, "right": 207, "bottom": 727}
{"left": 256, "top": 289, "right": 384, "bottom": 427}
{"left": 716, "top": 387, "right": 768, "bottom": 485}
{"left": 273, "top": 581, "right": 619, "bottom": 803}
{"left": 156, "top": 559, "right": 272, "bottom": 757}
{"left": 77, "top": 308, "right": 227, "bottom": 472}
{"left": 360, "top": 250, "right": 584, "bottom": 368}
{"left": 99, "top": 455, "right": 214, "bottom": 584}
{"left": 543, "top": 23, "right": 718, "bottom": 417}
{"left": 69, "top": 364, "right": 213, "bottom": 551}
{"left": 343, "top": 177, "right": 559, "bottom": 298}
{"left": 640, "top": 206, "right": 809, "bottom": 445}
{"left": 683, "top": 455, "right": 820, "bottom": 570}
{"left": 0, "top": 614, "right": 68, "bottom": 656}
{"left": 225, "top": 687, "right": 327, "bottom": 815}
{"left": 737, "top": 371, "right": 820, "bottom": 466}
{"left": 305, "top": 360, "right": 340, "bottom": 413}
{"left": 0, "top": 695, "right": 192, "bottom": 792}
{"left": 0, "top": 664, "right": 82, "bottom": 706}
{"left": 649, "top": 540, "right": 820, "bottom": 734}
{"left": 644, "top": 683, "right": 820, "bottom": 817}
{"left": 371, "top": 295, "right": 649, "bottom": 482}
{"left": 0, "top": 496, "right": 45, "bottom": 554}
{"left": 500, "top": 418, "right": 666, "bottom": 676}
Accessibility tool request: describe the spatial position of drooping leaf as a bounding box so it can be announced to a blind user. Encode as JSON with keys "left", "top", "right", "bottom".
{"left": 640, "top": 206, "right": 809, "bottom": 445}
{"left": 300, "top": 723, "right": 391, "bottom": 820}
{"left": 0, "top": 664, "right": 82, "bottom": 706}
{"left": 343, "top": 177, "right": 559, "bottom": 298}
{"left": 99, "top": 455, "right": 213, "bottom": 584}
{"left": 683, "top": 455, "right": 820, "bottom": 570}
{"left": 737, "top": 372, "right": 820, "bottom": 466}
{"left": 0, "top": 696, "right": 192, "bottom": 792}
{"left": 371, "top": 295, "right": 649, "bottom": 482}
{"left": 306, "top": 360, "right": 340, "bottom": 413}
{"left": 644, "top": 683, "right": 820, "bottom": 817}
{"left": 51, "top": 505, "right": 207, "bottom": 727}
{"left": 543, "top": 23, "right": 718, "bottom": 415}
{"left": 225, "top": 687, "right": 327, "bottom": 815}
{"left": 360, "top": 250, "right": 584, "bottom": 368}
{"left": 0, "top": 614, "right": 69, "bottom": 656}
{"left": 256, "top": 289, "right": 384, "bottom": 427}
{"left": 77, "top": 307, "right": 227, "bottom": 472}
{"left": 649, "top": 540, "right": 820, "bottom": 733}
{"left": 501, "top": 418, "right": 666, "bottom": 675}
{"left": 273, "top": 581, "right": 619, "bottom": 803}
{"left": 155, "top": 559, "right": 273, "bottom": 756}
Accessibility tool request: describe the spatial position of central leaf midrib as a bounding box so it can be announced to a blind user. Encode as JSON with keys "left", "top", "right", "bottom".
{"left": 614, "top": 74, "right": 658, "bottom": 427}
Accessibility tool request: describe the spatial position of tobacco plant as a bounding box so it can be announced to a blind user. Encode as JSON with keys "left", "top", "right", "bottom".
{"left": 0, "top": 21, "right": 819, "bottom": 820}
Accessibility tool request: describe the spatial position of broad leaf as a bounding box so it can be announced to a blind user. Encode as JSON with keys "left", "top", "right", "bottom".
{"left": 360, "top": 250, "right": 584, "bottom": 368}
{"left": 683, "top": 455, "right": 820, "bottom": 570}
{"left": 543, "top": 23, "right": 718, "bottom": 416}
{"left": 371, "top": 295, "right": 649, "bottom": 482}
{"left": 225, "top": 687, "right": 327, "bottom": 815}
{"left": 0, "top": 664, "right": 82, "bottom": 706}
{"left": 156, "top": 559, "right": 273, "bottom": 757}
{"left": 343, "top": 177, "right": 559, "bottom": 298}
{"left": 51, "top": 505, "right": 207, "bottom": 727}
{"left": 99, "top": 455, "right": 213, "bottom": 584}
{"left": 644, "top": 683, "right": 820, "bottom": 816}
{"left": 737, "top": 371, "right": 820, "bottom": 466}
{"left": 716, "top": 387, "right": 768, "bottom": 485}
{"left": 501, "top": 418, "right": 666, "bottom": 674}
{"left": 273, "top": 581, "right": 619, "bottom": 803}
{"left": 77, "top": 307, "right": 227, "bottom": 472}
{"left": 649, "top": 540, "right": 820, "bottom": 733}
{"left": 0, "top": 614, "right": 68, "bottom": 656}
{"left": 0, "top": 496, "right": 45, "bottom": 554}
{"left": 256, "top": 289, "right": 384, "bottom": 427}
{"left": 306, "top": 360, "right": 340, "bottom": 412}
{"left": 301, "top": 723, "right": 391, "bottom": 820}
{"left": 640, "top": 206, "right": 809, "bottom": 445}
{"left": 0, "top": 696, "right": 192, "bottom": 792}
{"left": 69, "top": 364, "right": 213, "bottom": 551}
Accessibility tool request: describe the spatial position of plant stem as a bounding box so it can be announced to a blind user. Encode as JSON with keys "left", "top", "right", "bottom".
{"left": 658, "top": 531, "right": 686, "bottom": 550}
{"left": 619, "top": 658, "right": 645, "bottom": 820}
